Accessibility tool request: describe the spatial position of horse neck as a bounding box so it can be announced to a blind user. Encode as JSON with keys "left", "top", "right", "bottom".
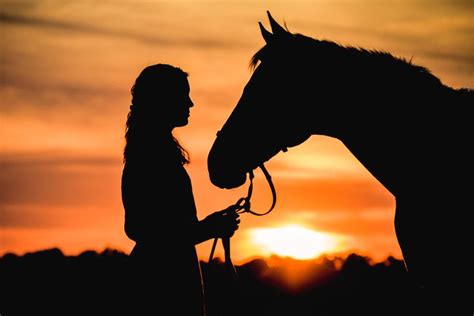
{"left": 304, "top": 52, "right": 458, "bottom": 139}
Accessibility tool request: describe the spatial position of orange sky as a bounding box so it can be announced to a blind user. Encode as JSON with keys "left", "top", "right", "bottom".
{"left": 1, "top": 0, "right": 473, "bottom": 262}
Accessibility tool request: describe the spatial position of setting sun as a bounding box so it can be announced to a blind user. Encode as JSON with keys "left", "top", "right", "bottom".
{"left": 250, "top": 225, "right": 341, "bottom": 260}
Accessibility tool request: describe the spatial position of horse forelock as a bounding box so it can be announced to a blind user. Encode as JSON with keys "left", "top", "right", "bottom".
{"left": 250, "top": 47, "right": 265, "bottom": 70}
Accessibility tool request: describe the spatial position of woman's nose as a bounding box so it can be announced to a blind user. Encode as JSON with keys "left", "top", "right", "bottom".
{"left": 188, "top": 97, "right": 194, "bottom": 108}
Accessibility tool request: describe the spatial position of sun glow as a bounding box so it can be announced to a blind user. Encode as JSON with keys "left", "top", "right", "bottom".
{"left": 250, "top": 225, "right": 340, "bottom": 260}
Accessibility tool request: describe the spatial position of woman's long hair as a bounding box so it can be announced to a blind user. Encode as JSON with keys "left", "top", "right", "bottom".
{"left": 124, "top": 64, "right": 190, "bottom": 165}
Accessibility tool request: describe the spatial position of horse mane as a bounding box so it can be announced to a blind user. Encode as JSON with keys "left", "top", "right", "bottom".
{"left": 250, "top": 32, "right": 443, "bottom": 88}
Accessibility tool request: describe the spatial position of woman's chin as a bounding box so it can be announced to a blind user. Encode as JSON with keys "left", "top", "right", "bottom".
{"left": 174, "top": 118, "right": 189, "bottom": 127}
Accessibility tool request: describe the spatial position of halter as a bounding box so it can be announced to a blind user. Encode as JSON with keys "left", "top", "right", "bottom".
{"left": 208, "top": 163, "right": 277, "bottom": 273}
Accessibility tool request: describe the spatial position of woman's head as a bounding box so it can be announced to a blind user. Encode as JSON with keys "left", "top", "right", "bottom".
{"left": 124, "top": 64, "right": 192, "bottom": 164}
{"left": 131, "top": 64, "right": 193, "bottom": 128}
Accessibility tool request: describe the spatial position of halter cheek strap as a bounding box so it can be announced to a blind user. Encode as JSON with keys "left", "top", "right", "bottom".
{"left": 235, "top": 163, "right": 276, "bottom": 216}
{"left": 208, "top": 163, "right": 277, "bottom": 269}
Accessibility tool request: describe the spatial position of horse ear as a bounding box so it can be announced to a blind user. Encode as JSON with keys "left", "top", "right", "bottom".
{"left": 267, "top": 11, "right": 286, "bottom": 36}
{"left": 259, "top": 22, "right": 273, "bottom": 43}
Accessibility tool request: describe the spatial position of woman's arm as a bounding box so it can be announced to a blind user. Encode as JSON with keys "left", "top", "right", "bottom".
{"left": 192, "top": 206, "right": 240, "bottom": 245}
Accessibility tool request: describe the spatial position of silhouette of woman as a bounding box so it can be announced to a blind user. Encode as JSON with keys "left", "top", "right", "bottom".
{"left": 121, "top": 64, "right": 240, "bottom": 315}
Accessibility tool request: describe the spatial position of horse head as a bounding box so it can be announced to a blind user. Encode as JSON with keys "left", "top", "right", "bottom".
{"left": 208, "top": 12, "right": 313, "bottom": 189}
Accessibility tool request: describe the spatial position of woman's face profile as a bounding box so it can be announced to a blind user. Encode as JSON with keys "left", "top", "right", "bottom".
{"left": 168, "top": 78, "right": 194, "bottom": 128}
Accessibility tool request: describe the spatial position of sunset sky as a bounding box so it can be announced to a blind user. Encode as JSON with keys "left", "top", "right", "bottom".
{"left": 1, "top": 0, "right": 473, "bottom": 263}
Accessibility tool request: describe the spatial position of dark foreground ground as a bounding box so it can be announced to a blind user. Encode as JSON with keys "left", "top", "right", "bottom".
{"left": 0, "top": 248, "right": 464, "bottom": 315}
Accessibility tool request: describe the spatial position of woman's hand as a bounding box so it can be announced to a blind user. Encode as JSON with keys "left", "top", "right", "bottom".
{"left": 204, "top": 205, "right": 241, "bottom": 238}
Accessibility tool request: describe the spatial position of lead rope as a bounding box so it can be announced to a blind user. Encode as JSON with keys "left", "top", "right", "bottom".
{"left": 208, "top": 163, "right": 277, "bottom": 274}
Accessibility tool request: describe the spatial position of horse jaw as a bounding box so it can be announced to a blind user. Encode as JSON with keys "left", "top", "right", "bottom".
{"left": 207, "top": 140, "right": 247, "bottom": 189}
{"left": 284, "top": 130, "right": 312, "bottom": 149}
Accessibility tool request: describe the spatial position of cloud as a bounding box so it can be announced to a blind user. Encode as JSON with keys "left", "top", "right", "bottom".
{"left": 0, "top": 154, "right": 122, "bottom": 208}
{"left": 279, "top": 208, "right": 396, "bottom": 235}
{"left": 0, "top": 12, "right": 106, "bottom": 33}
{"left": 0, "top": 81, "right": 119, "bottom": 114}
{"left": 0, "top": 204, "right": 89, "bottom": 228}
{"left": 0, "top": 152, "right": 120, "bottom": 167}
{"left": 271, "top": 172, "right": 393, "bottom": 211}
{"left": 419, "top": 50, "right": 474, "bottom": 66}
{"left": 0, "top": 12, "right": 239, "bottom": 48}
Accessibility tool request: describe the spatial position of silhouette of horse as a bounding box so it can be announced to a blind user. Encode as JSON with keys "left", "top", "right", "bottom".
{"left": 208, "top": 12, "right": 472, "bottom": 295}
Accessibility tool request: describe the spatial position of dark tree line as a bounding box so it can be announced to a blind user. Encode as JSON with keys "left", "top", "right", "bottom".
{"left": 0, "top": 249, "right": 445, "bottom": 315}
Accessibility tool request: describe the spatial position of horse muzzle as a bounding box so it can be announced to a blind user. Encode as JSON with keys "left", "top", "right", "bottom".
{"left": 207, "top": 148, "right": 247, "bottom": 189}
